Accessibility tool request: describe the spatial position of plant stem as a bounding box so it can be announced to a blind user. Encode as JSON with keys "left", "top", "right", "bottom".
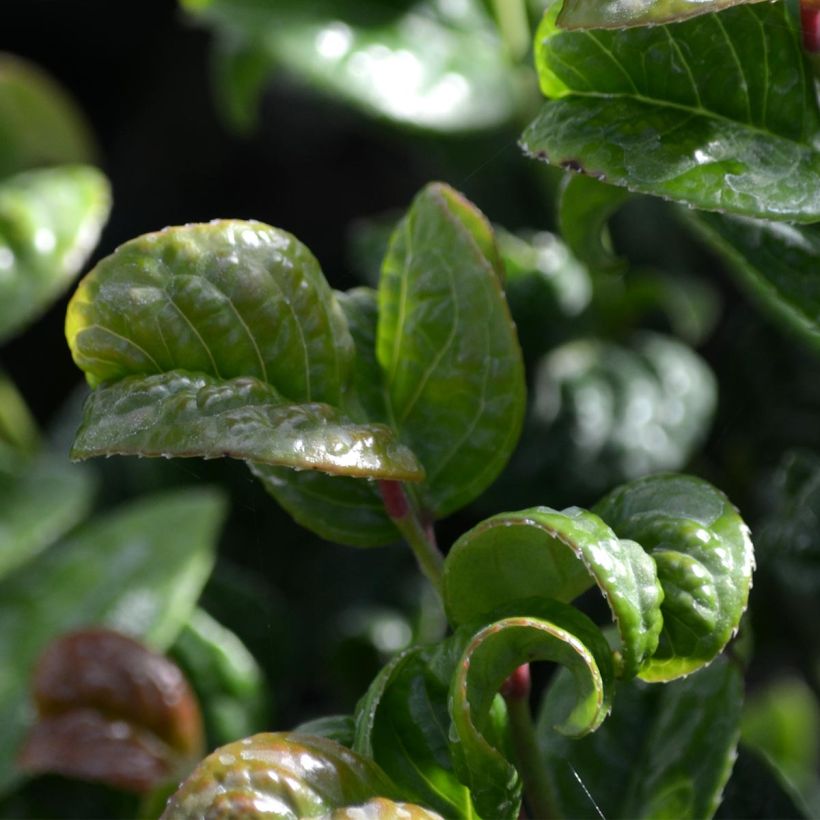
{"left": 491, "top": 0, "right": 531, "bottom": 60}
{"left": 502, "top": 664, "right": 558, "bottom": 820}
{"left": 379, "top": 480, "right": 444, "bottom": 596}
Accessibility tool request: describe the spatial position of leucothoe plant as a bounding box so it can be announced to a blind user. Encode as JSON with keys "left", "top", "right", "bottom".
{"left": 64, "top": 181, "right": 754, "bottom": 819}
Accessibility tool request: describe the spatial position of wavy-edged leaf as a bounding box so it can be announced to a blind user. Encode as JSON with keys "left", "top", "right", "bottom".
{"left": 0, "top": 455, "right": 95, "bottom": 579}
{"left": 444, "top": 507, "right": 662, "bottom": 678}
{"left": 182, "top": 0, "right": 521, "bottom": 133}
{"left": 538, "top": 656, "right": 743, "bottom": 820}
{"left": 449, "top": 602, "right": 614, "bottom": 818}
{"left": 353, "top": 641, "right": 477, "bottom": 819}
{"left": 378, "top": 182, "right": 525, "bottom": 517}
{"left": 556, "top": 0, "right": 769, "bottom": 30}
{"left": 558, "top": 173, "right": 629, "bottom": 273}
{"left": 250, "top": 464, "right": 399, "bottom": 547}
{"left": 66, "top": 219, "right": 353, "bottom": 403}
{"left": 0, "top": 165, "right": 110, "bottom": 343}
{"left": 0, "top": 488, "right": 226, "bottom": 796}
{"left": 0, "top": 53, "right": 95, "bottom": 178}
{"left": 171, "top": 608, "right": 268, "bottom": 747}
{"left": 685, "top": 213, "right": 820, "bottom": 349}
{"left": 522, "top": 2, "right": 820, "bottom": 223}
{"left": 70, "top": 370, "right": 423, "bottom": 481}
{"left": 160, "top": 732, "right": 439, "bottom": 819}
{"left": 594, "top": 474, "right": 753, "bottom": 682}
{"left": 520, "top": 333, "right": 716, "bottom": 503}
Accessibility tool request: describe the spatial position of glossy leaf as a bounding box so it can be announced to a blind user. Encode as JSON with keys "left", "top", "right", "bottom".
{"left": 378, "top": 182, "right": 525, "bottom": 517}
{"left": 538, "top": 656, "right": 743, "bottom": 819}
{"left": 19, "top": 629, "right": 204, "bottom": 792}
{"left": 522, "top": 2, "right": 820, "bottom": 223}
{"left": 449, "top": 603, "right": 614, "bottom": 818}
{"left": 0, "top": 165, "right": 111, "bottom": 343}
{"left": 0, "top": 488, "right": 226, "bottom": 796}
{"left": 556, "top": 0, "right": 769, "bottom": 30}
{"left": 0, "top": 53, "right": 95, "bottom": 178}
{"left": 160, "top": 732, "right": 414, "bottom": 819}
{"left": 353, "top": 641, "right": 477, "bottom": 819}
{"left": 685, "top": 213, "right": 820, "bottom": 349}
{"left": 295, "top": 715, "right": 356, "bottom": 748}
{"left": 182, "top": 0, "right": 521, "bottom": 133}
{"left": 595, "top": 474, "right": 753, "bottom": 681}
{"left": 171, "top": 608, "right": 268, "bottom": 747}
{"left": 0, "top": 455, "right": 95, "bottom": 579}
{"left": 66, "top": 219, "right": 353, "bottom": 403}
{"left": 558, "top": 173, "right": 629, "bottom": 273}
{"left": 71, "top": 370, "right": 423, "bottom": 481}
{"left": 443, "top": 507, "right": 663, "bottom": 678}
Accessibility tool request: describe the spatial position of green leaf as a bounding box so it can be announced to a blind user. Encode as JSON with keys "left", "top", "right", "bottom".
{"left": 685, "top": 213, "right": 820, "bottom": 349}
{"left": 171, "top": 607, "right": 268, "bottom": 747}
{"left": 558, "top": 173, "right": 629, "bottom": 273}
{"left": 295, "top": 715, "right": 356, "bottom": 748}
{"left": 0, "top": 487, "right": 226, "bottom": 797}
{"left": 538, "top": 656, "right": 743, "bottom": 820}
{"left": 556, "top": 0, "right": 769, "bottom": 30}
{"left": 160, "top": 732, "right": 430, "bottom": 819}
{"left": 0, "top": 369, "right": 39, "bottom": 458}
{"left": 594, "top": 474, "right": 753, "bottom": 682}
{"left": 353, "top": 642, "right": 477, "bottom": 819}
{"left": 0, "top": 455, "right": 95, "bottom": 579}
{"left": 71, "top": 370, "right": 423, "bottom": 481}
{"left": 66, "top": 219, "right": 353, "bottom": 404}
{"left": 449, "top": 602, "right": 614, "bottom": 818}
{"left": 182, "top": 0, "right": 521, "bottom": 133}
{"left": 521, "top": 333, "right": 716, "bottom": 501}
{"left": 0, "top": 53, "right": 95, "bottom": 178}
{"left": 522, "top": 2, "right": 820, "bottom": 223}
{"left": 0, "top": 165, "right": 111, "bottom": 343}
{"left": 443, "top": 507, "right": 662, "bottom": 678}
{"left": 378, "top": 182, "right": 525, "bottom": 517}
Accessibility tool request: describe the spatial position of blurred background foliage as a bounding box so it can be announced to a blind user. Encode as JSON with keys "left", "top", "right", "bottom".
{"left": 2, "top": 0, "right": 820, "bottom": 816}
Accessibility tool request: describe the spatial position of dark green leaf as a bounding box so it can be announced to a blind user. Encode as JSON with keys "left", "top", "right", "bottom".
{"left": 182, "top": 0, "right": 521, "bottom": 133}
{"left": 558, "top": 173, "right": 629, "bottom": 273}
{"left": 210, "top": 36, "right": 271, "bottom": 134}
{"left": 353, "top": 642, "right": 477, "bottom": 818}
{"left": 0, "top": 53, "right": 95, "bottom": 178}
{"left": 450, "top": 602, "right": 614, "bottom": 818}
{"left": 443, "top": 507, "right": 662, "bottom": 678}
{"left": 595, "top": 474, "right": 753, "bottom": 681}
{"left": 160, "top": 732, "right": 429, "bottom": 819}
{"left": 0, "top": 369, "right": 39, "bottom": 459}
{"left": 522, "top": 3, "right": 820, "bottom": 222}
{"left": 295, "top": 715, "right": 356, "bottom": 748}
{"left": 0, "top": 455, "right": 95, "bottom": 579}
{"left": 171, "top": 608, "right": 268, "bottom": 747}
{"left": 66, "top": 219, "right": 353, "bottom": 404}
{"left": 557, "top": 0, "right": 768, "bottom": 30}
{"left": 378, "top": 182, "right": 525, "bottom": 517}
{"left": 0, "top": 165, "right": 110, "bottom": 342}
{"left": 538, "top": 656, "right": 743, "bottom": 820}
{"left": 685, "top": 213, "right": 820, "bottom": 349}
{"left": 0, "top": 488, "right": 226, "bottom": 796}
{"left": 71, "top": 371, "right": 423, "bottom": 480}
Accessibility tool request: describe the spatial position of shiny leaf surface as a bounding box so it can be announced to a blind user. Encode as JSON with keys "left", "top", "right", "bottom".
{"left": 557, "top": 0, "right": 768, "bottom": 30}
{"left": 182, "top": 0, "right": 520, "bottom": 133}
{"left": 378, "top": 182, "right": 525, "bottom": 517}
{"left": 0, "top": 53, "right": 95, "bottom": 178}
{"left": 443, "top": 507, "right": 663, "bottom": 678}
{"left": 686, "top": 213, "right": 820, "bottom": 349}
{"left": 161, "top": 732, "right": 407, "bottom": 819}
{"left": 0, "top": 488, "right": 226, "bottom": 795}
{"left": 450, "top": 603, "right": 614, "bottom": 818}
{"left": 522, "top": 2, "right": 820, "bottom": 222}
{"left": 0, "top": 165, "right": 111, "bottom": 343}
{"left": 595, "top": 474, "right": 753, "bottom": 681}
{"left": 66, "top": 219, "right": 353, "bottom": 403}
{"left": 71, "top": 370, "right": 423, "bottom": 480}
{"left": 538, "top": 656, "right": 743, "bottom": 819}
{"left": 19, "top": 629, "right": 203, "bottom": 792}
